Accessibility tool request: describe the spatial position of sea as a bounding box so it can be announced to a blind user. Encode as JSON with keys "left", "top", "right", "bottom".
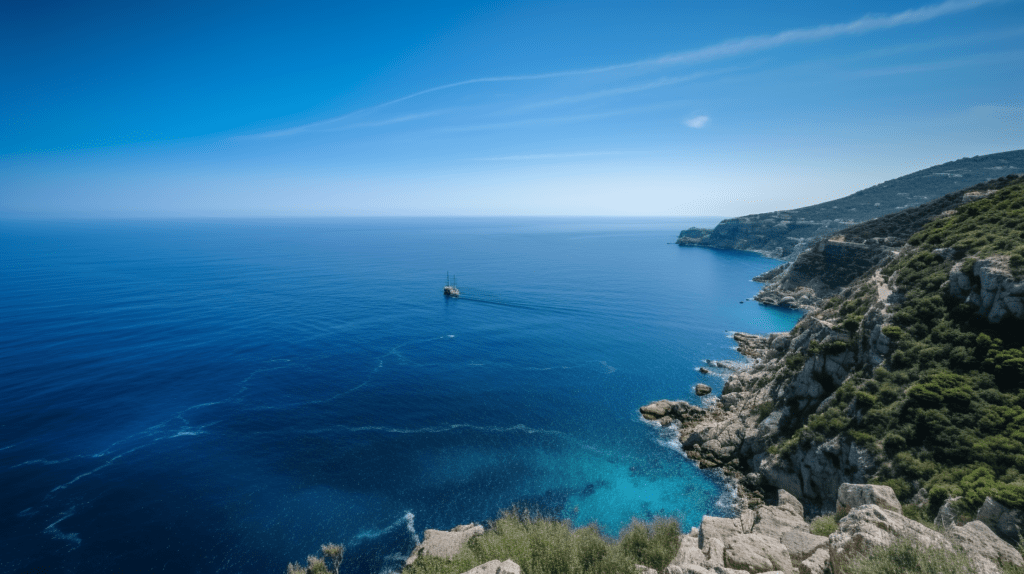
{"left": 0, "top": 217, "right": 802, "bottom": 574}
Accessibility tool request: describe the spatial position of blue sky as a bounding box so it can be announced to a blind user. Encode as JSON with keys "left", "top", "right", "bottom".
{"left": 2, "top": 0, "right": 1022, "bottom": 217}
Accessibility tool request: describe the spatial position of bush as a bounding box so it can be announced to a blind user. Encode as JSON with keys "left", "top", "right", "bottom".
{"left": 810, "top": 513, "right": 838, "bottom": 536}
{"left": 618, "top": 518, "right": 681, "bottom": 571}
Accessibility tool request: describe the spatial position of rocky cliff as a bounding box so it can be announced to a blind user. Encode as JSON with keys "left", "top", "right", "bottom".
{"left": 650, "top": 176, "right": 1024, "bottom": 543}
{"left": 677, "top": 150, "right": 1024, "bottom": 260}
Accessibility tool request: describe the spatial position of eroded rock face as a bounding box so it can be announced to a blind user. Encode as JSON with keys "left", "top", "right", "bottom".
{"left": 836, "top": 483, "right": 901, "bottom": 515}
{"left": 949, "top": 256, "right": 1024, "bottom": 323}
{"left": 976, "top": 496, "right": 1024, "bottom": 543}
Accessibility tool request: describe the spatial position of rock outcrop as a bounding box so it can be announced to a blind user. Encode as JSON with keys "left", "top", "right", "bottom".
{"left": 949, "top": 256, "right": 1024, "bottom": 323}
{"left": 405, "top": 523, "right": 484, "bottom": 566}
{"left": 977, "top": 496, "right": 1024, "bottom": 544}
{"left": 646, "top": 315, "right": 881, "bottom": 509}
{"left": 835, "top": 483, "right": 902, "bottom": 515}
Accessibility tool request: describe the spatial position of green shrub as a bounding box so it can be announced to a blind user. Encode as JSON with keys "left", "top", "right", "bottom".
{"left": 810, "top": 513, "right": 838, "bottom": 536}
{"left": 618, "top": 518, "right": 681, "bottom": 571}
{"left": 786, "top": 353, "right": 807, "bottom": 372}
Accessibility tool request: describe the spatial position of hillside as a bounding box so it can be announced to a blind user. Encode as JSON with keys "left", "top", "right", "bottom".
{"left": 754, "top": 174, "right": 1023, "bottom": 309}
{"left": 677, "top": 150, "right": 1024, "bottom": 260}
{"left": 654, "top": 176, "right": 1024, "bottom": 542}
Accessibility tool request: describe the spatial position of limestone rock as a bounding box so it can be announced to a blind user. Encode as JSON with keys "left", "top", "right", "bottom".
{"left": 976, "top": 496, "right": 1024, "bottom": 543}
{"left": 752, "top": 506, "right": 810, "bottom": 538}
{"left": 780, "top": 530, "right": 828, "bottom": 563}
{"left": 699, "top": 516, "right": 743, "bottom": 549}
{"left": 671, "top": 534, "right": 708, "bottom": 569}
{"left": 703, "top": 537, "right": 725, "bottom": 568}
{"left": 935, "top": 496, "right": 962, "bottom": 529}
{"left": 695, "top": 384, "right": 713, "bottom": 396}
{"left": 828, "top": 504, "right": 951, "bottom": 570}
{"left": 777, "top": 490, "right": 804, "bottom": 518}
{"left": 459, "top": 559, "right": 521, "bottom": 574}
{"left": 949, "top": 257, "right": 1024, "bottom": 323}
{"left": 798, "top": 548, "right": 829, "bottom": 574}
{"left": 836, "top": 483, "right": 901, "bottom": 515}
{"left": 723, "top": 533, "right": 793, "bottom": 574}
{"left": 635, "top": 565, "right": 657, "bottom": 574}
{"left": 405, "top": 523, "right": 485, "bottom": 565}
{"left": 947, "top": 520, "right": 1024, "bottom": 574}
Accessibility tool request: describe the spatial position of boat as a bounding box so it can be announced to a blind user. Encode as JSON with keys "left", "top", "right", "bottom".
{"left": 444, "top": 273, "right": 460, "bottom": 298}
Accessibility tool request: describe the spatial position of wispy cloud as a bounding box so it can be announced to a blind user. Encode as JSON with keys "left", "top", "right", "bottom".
{"left": 474, "top": 151, "right": 629, "bottom": 161}
{"left": 849, "top": 49, "right": 1024, "bottom": 77}
{"left": 685, "top": 116, "right": 710, "bottom": 129}
{"left": 248, "top": 0, "right": 994, "bottom": 138}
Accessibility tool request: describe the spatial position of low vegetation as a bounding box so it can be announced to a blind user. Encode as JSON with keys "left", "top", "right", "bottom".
{"left": 772, "top": 180, "right": 1024, "bottom": 519}
{"left": 403, "top": 510, "right": 680, "bottom": 574}
{"left": 837, "top": 536, "right": 978, "bottom": 574}
{"left": 287, "top": 543, "right": 345, "bottom": 574}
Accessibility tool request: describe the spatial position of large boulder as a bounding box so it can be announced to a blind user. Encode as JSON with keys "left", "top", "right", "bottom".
{"left": 639, "top": 400, "right": 707, "bottom": 426}
{"left": 976, "top": 496, "right": 1024, "bottom": 543}
{"left": 723, "top": 533, "right": 794, "bottom": 574}
{"left": 828, "top": 505, "right": 951, "bottom": 570}
{"left": 458, "top": 559, "right": 521, "bottom": 574}
{"left": 947, "top": 520, "right": 1024, "bottom": 574}
{"left": 836, "top": 483, "right": 901, "bottom": 515}
{"left": 405, "top": 523, "right": 485, "bottom": 565}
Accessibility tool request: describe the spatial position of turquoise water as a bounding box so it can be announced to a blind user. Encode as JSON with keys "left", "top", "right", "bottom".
{"left": 0, "top": 217, "right": 801, "bottom": 573}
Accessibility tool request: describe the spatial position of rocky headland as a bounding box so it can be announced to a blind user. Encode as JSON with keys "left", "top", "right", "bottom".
{"left": 677, "top": 150, "right": 1024, "bottom": 260}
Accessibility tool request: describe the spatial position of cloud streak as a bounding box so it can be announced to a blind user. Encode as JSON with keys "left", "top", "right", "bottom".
{"left": 250, "top": 0, "right": 994, "bottom": 138}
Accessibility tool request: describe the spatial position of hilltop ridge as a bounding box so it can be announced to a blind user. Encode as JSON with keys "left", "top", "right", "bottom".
{"left": 678, "top": 150, "right": 1024, "bottom": 260}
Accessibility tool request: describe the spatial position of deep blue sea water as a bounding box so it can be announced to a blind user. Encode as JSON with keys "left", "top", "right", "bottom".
{"left": 0, "top": 217, "right": 801, "bottom": 574}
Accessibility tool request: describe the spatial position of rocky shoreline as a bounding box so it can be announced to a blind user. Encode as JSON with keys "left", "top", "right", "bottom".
{"left": 404, "top": 483, "right": 1023, "bottom": 574}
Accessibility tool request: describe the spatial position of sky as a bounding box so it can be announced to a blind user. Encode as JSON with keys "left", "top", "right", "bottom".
{"left": 2, "top": 0, "right": 1023, "bottom": 218}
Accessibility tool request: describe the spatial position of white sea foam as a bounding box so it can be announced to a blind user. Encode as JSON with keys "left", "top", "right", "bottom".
{"left": 44, "top": 507, "right": 81, "bottom": 546}
{"left": 18, "top": 507, "right": 37, "bottom": 517}
{"left": 349, "top": 511, "right": 419, "bottom": 546}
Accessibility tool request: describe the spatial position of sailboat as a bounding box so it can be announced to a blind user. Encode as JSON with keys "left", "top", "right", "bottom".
{"left": 444, "top": 272, "right": 460, "bottom": 298}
